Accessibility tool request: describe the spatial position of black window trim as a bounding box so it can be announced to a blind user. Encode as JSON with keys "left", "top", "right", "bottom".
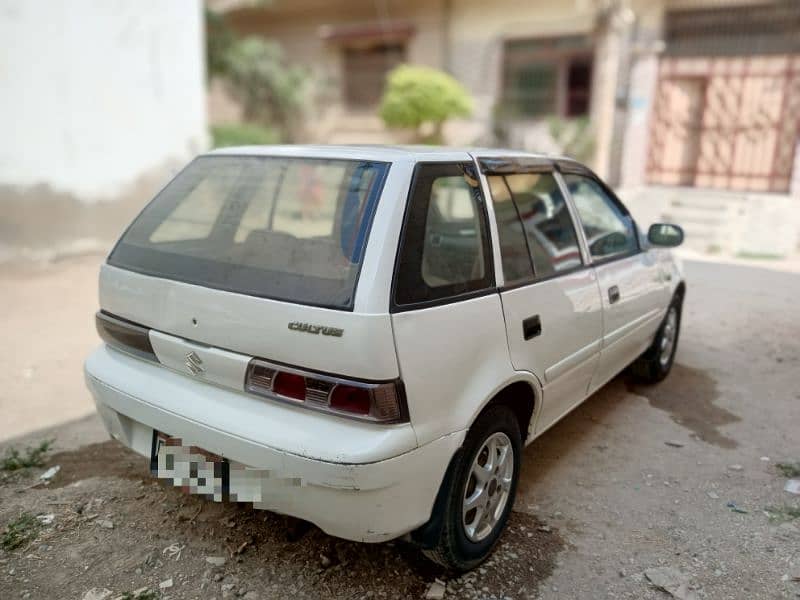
{"left": 390, "top": 161, "right": 497, "bottom": 313}
{"left": 480, "top": 161, "right": 590, "bottom": 292}
{"left": 479, "top": 156, "right": 554, "bottom": 175}
{"left": 555, "top": 162, "right": 644, "bottom": 267}
{"left": 496, "top": 174, "right": 536, "bottom": 286}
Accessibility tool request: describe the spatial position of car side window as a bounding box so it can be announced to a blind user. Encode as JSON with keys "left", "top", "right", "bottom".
{"left": 488, "top": 171, "right": 583, "bottom": 282}
{"left": 487, "top": 176, "right": 534, "bottom": 285}
{"left": 394, "top": 163, "right": 493, "bottom": 307}
{"left": 563, "top": 174, "right": 638, "bottom": 261}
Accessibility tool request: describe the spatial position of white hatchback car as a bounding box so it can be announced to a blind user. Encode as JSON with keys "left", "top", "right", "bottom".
{"left": 85, "top": 145, "right": 685, "bottom": 570}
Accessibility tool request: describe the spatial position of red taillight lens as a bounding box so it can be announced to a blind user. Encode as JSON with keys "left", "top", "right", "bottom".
{"left": 244, "top": 358, "right": 408, "bottom": 423}
{"left": 330, "top": 385, "right": 371, "bottom": 415}
{"left": 272, "top": 372, "right": 306, "bottom": 401}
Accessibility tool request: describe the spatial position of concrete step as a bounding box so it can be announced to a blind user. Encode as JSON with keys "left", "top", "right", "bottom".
{"left": 662, "top": 211, "right": 728, "bottom": 227}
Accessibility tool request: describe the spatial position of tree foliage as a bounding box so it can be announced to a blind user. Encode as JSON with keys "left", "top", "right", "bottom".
{"left": 211, "top": 123, "right": 279, "bottom": 148}
{"left": 379, "top": 65, "right": 472, "bottom": 142}
{"left": 221, "top": 37, "right": 308, "bottom": 138}
{"left": 548, "top": 116, "right": 595, "bottom": 164}
{"left": 205, "top": 8, "right": 236, "bottom": 80}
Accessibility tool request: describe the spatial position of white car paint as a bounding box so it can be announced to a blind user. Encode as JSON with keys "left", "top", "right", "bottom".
{"left": 500, "top": 269, "right": 605, "bottom": 435}
{"left": 85, "top": 145, "right": 684, "bottom": 544}
{"left": 86, "top": 348, "right": 459, "bottom": 542}
{"left": 590, "top": 253, "right": 666, "bottom": 393}
{"left": 100, "top": 263, "right": 400, "bottom": 381}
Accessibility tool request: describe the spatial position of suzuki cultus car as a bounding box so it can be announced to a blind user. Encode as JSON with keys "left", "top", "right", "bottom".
{"left": 85, "top": 145, "right": 685, "bottom": 570}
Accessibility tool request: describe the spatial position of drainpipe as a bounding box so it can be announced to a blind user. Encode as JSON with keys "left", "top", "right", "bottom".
{"left": 607, "top": 8, "right": 636, "bottom": 187}
{"left": 592, "top": 0, "right": 634, "bottom": 182}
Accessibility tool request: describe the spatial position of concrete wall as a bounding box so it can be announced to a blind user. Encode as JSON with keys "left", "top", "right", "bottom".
{"left": 0, "top": 0, "right": 207, "bottom": 201}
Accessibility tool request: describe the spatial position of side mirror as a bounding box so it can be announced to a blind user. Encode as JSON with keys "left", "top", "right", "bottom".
{"left": 647, "top": 223, "right": 684, "bottom": 247}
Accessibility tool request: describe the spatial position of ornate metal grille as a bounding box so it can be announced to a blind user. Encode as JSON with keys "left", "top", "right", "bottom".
{"left": 647, "top": 3, "right": 800, "bottom": 193}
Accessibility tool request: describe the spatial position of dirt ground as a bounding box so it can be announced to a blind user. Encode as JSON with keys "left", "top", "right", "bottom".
{"left": 0, "top": 257, "right": 102, "bottom": 441}
{"left": 1, "top": 257, "right": 799, "bottom": 599}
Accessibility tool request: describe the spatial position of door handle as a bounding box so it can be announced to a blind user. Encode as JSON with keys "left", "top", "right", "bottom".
{"left": 523, "top": 315, "right": 542, "bottom": 340}
{"left": 608, "top": 285, "right": 620, "bottom": 304}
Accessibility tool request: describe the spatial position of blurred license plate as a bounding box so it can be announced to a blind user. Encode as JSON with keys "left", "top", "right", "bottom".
{"left": 150, "top": 431, "right": 228, "bottom": 501}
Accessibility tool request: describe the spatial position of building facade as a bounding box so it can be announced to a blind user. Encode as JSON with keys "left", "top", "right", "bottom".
{"left": 217, "top": 0, "right": 800, "bottom": 255}
{"left": 0, "top": 0, "right": 208, "bottom": 200}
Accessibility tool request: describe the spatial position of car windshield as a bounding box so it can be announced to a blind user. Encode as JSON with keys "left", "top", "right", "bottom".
{"left": 108, "top": 155, "right": 390, "bottom": 309}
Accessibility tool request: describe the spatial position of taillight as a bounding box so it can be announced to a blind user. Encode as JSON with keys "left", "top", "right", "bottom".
{"left": 330, "top": 385, "right": 371, "bottom": 415}
{"left": 244, "top": 358, "right": 408, "bottom": 423}
{"left": 272, "top": 372, "right": 306, "bottom": 401}
{"left": 95, "top": 311, "right": 157, "bottom": 362}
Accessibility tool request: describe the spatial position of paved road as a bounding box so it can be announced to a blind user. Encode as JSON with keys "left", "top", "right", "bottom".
{"left": 1, "top": 257, "right": 799, "bottom": 598}
{"left": 513, "top": 259, "right": 800, "bottom": 598}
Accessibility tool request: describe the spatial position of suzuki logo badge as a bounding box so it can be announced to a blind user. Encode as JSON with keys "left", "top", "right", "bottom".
{"left": 185, "top": 351, "right": 205, "bottom": 376}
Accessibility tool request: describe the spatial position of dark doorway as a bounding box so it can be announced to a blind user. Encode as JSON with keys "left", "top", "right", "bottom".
{"left": 343, "top": 43, "right": 405, "bottom": 108}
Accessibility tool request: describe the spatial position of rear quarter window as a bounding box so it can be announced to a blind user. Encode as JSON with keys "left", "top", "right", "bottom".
{"left": 393, "top": 162, "right": 494, "bottom": 308}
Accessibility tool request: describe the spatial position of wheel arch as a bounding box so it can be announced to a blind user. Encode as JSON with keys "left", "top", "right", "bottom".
{"left": 674, "top": 280, "right": 687, "bottom": 303}
{"left": 409, "top": 373, "right": 540, "bottom": 549}
{"left": 467, "top": 374, "right": 541, "bottom": 445}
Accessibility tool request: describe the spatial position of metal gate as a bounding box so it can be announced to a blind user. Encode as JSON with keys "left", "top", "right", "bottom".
{"left": 647, "top": 55, "right": 800, "bottom": 193}
{"left": 647, "top": 2, "right": 800, "bottom": 193}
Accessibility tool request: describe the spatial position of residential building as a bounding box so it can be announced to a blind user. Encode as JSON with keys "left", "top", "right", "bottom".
{"left": 218, "top": 0, "right": 800, "bottom": 255}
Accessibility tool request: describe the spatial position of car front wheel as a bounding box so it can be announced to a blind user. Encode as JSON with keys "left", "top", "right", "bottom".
{"left": 631, "top": 294, "right": 682, "bottom": 383}
{"left": 423, "top": 405, "right": 522, "bottom": 571}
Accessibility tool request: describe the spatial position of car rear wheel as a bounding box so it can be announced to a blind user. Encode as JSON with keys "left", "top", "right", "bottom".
{"left": 423, "top": 405, "right": 522, "bottom": 571}
{"left": 630, "top": 294, "right": 682, "bottom": 383}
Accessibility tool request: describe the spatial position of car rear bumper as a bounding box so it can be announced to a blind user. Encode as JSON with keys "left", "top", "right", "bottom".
{"left": 84, "top": 345, "right": 465, "bottom": 542}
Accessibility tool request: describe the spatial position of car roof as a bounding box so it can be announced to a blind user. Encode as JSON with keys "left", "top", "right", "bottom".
{"left": 206, "top": 144, "right": 572, "bottom": 163}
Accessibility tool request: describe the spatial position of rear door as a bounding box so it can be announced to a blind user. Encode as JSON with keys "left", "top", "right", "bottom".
{"left": 482, "top": 161, "right": 604, "bottom": 435}
{"left": 99, "top": 153, "right": 403, "bottom": 381}
{"left": 560, "top": 168, "right": 665, "bottom": 392}
{"left": 390, "top": 161, "right": 513, "bottom": 445}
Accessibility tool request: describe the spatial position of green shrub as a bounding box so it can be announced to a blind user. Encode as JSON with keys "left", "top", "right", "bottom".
{"left": 548, "top": 116, "right": 595, "bottom": 164}
{"left": 2, "top": 513, "right": 41, "bottom": 551}
{"left": 205, "top": 9, "right": 236, "bottom": 80}
{"left": 1, "top": 439, "right": 53, "bottom": 471}
{"left": 776, "top": 462, "right": 800, "bottom": 478}
{"left": 221, "top": 37, "right": 308, "bottom": 139}
{"left": 379, "top": 65, "right": 472, "bottom": 143}
{"left": 211, "top": 123, "right": 279, "bottom": 148}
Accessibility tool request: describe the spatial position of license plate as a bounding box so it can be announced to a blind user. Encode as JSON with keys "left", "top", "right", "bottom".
{"left": 150, "top": 431, "right": 229, "bottom": 501}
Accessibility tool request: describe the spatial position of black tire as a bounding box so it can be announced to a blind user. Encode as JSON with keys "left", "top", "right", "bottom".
{"left": 630, "top": 294, "right": 683, "bottom": 383}
{"left": 423, "top": 405, "right": 522, "bottom": 572}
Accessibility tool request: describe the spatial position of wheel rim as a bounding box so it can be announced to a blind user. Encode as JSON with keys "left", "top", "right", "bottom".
{"left": 659, "top": 307, "right": 678, "bottom": 368}
{"left": 462, "top": 431, "right": 514, "bottom": 543}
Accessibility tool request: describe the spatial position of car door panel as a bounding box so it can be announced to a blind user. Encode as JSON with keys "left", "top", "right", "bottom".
{"left": 500, "top": 268, "right": 603, "bottom": 433}
{"left": 560, "top": 172, "right": 667, "bottom": 392}
{"left": 591, "top": 253, "right": 665, "bottom": 391}
{"left": 544, "top": 336, "right": 601, "bottom": 383}
{"left": 482, "top": 167, "right": 604, "bottom": 437}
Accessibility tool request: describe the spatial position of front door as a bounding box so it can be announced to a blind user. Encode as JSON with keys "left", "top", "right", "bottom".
{"left": 485, "top": 169, "right": 604, "bottom": 435}
{"left": 561, "top": 172, "right": 665, "bottom": 392}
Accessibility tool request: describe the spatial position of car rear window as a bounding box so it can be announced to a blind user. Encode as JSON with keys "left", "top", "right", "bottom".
{"left": 108, "top": 155, "right": 390, "bottom": 309}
